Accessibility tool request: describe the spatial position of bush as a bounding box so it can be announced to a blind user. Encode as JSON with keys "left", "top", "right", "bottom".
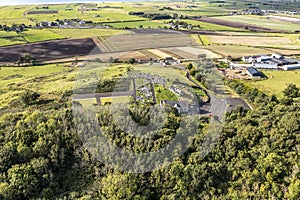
{"left": 20, "top": 91, "right": 40, "bottom": 105}
{"left": 283, "top": 83, "right": 299, "bottom": 98}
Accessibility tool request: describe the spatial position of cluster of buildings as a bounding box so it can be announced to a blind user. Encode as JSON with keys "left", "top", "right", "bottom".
{"left": 229, "top": 9, "right": 300, "bottom": 16}
{"left": 38, "top": 18, "right": 94, "bottom": 27}
{"left": 78, "top": 6, "right": 99, "bottom": 11}
{"left": 242, "top": 54, "right": 300, "bottom": 71}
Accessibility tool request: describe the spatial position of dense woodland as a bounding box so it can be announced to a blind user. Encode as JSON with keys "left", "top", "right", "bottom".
{"left": 0, "top": 74, "right": 300, "bottom": 199}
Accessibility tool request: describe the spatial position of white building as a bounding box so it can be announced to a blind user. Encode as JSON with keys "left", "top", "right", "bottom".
{"left": 253, "top": 63, "right": 278, "bottom": 69}
{"left": 282, "top": 64, "right": 300, "bottom": 71}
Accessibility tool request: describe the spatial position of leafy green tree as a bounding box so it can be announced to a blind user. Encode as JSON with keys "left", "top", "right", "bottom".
{"left": 187, "top": 63, "right": 193, "bottom": 70}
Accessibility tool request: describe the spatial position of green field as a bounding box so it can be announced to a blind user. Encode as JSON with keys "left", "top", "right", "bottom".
{"left": 51, "top": 28, "right": 131, "bottom": 38}
{"left": 248, "top": 69, "right": 300, "bottom": 97}
{"left": 0, "top": 64, "right": 77, "bottom": 108}
{"left": 0, "top": 29, "right": 65, "bottom": 46}
{"left": 155, "top": 85, "right": 178, "bottom": 102}
{"left": 24, "top": 4, "right": 143, "bottom": 23}
{"left": 104, "top": 20, "right": 164, "bottom": 29}
{"left": 214, "top": 15, "right": 300, "bottom": 32}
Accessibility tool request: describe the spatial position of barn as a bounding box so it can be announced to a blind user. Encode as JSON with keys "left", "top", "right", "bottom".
{"left": 282, "top": 64, "right": 300, "bottom": 71}
{"left": 246, "top": 67, "right": 264, "bottom": 78}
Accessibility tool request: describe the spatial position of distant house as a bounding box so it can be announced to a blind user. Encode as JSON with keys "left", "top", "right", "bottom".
{"left": 160, "top": 100, "right": 189, "bottom": 113}
{"left": 242, "top": 56, "right": 255, "bottom": 63}
{"left": 246, "top": 67, "right": 264, "bottom": 78}
{"left": 163, "top": 57, "right": 180, "bottom": 65}
{"left": 78, "top": 7, "right": 99, "bottom": 11}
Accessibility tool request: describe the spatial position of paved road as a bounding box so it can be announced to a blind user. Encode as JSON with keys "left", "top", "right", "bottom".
{"left": 171, "top": 65, "right": 251, "bottom": 115}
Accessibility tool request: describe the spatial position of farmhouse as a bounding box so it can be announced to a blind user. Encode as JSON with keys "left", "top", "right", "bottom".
{"left": 160, "top": 100, "right": 189, "bottom": 113}
{"left": 162, "top": 57, "right": 180, "bottom": 65}
{"left": 246, "top": 67, "right": 264, "bottom": 78}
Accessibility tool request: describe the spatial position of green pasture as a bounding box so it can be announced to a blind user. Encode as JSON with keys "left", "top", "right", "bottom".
{"left": 0, "top": 29, "right": 65, "bottom": 46}
{"left": 247, "top": 69, "right": 300, "bottom": 98}
{"left": 155, "top": 85, "right": 178, "bottom": 102}
{"left": 0, "top": 31, "right": 26, "bottom": 46}
{"left": 104, "top": 20, "right": 164, "bottom": 29}
{"left": 23, "top": 4, "right": 143, "bottom": 23}
{"left": 0, "top": 64, "right": 77, "bottom": 108}
{"left": 21, "top": 29, "right": 65, "bottom": 42}
{"left": 50, "top": 28, "right": 131, "bottom": 39}
{"left": 0, "top": 5, "right": 32, "bottom": 19}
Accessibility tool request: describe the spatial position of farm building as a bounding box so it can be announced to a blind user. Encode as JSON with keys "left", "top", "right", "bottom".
{"left": 242, "top": 55, "right": 259, "bottom": 63}
{"left": 243, "top": 54, "right": 300, "bottom": 71}
{"left": 256, "top": 56, "right": 272, "bottom": 63}
{"left": 246, "top": 67, "right": 264, "bottom": 78}
{"left": 253, "top": 62, "right": 278, "bottom": 69}
{"left": 160, "top": 100, "right": 189, "bottom": 113}
{"left": 283, "top": 58, "right": 300, "bottom": 64}
{"left": 282, "top": 64, "right": 300, "bottom": 71}
{"left": 272, "top": 53, "right": 284, "bottom": 59}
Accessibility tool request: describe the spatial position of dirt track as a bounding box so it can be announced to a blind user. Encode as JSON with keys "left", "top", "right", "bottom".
{"left": 0, "top": 38, "right": 100, "bottom": 63}
{"left": 192, "top": 17, "right": 289, "bottom": 33}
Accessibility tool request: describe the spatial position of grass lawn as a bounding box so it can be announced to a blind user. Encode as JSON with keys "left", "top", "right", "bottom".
{"left": 214, "top": 15, "right": 300, "bottom": 32}
{"left": 101, "top": 96, "right": 132, "bottom": 105}
{"left": 155, "top": 85, "right": 178, "bottom": 102}
{"left": 51, "top": 28, "right": 132, "bottom": 39}
{"left": 76, "top": 98, "right": 97, "bottom": 107}
{"left": 247, "top": 70, "right": 300, "bottom": 97}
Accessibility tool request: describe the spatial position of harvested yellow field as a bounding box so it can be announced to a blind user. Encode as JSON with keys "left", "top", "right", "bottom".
{"left": 163, "top": 46, "right": 222, "bottom": 59}
{"left": 147, "top": 49, "right": 173, "bottom": 58}
{"left": 207, "top": 35, "right": 295, "bottom": 47}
